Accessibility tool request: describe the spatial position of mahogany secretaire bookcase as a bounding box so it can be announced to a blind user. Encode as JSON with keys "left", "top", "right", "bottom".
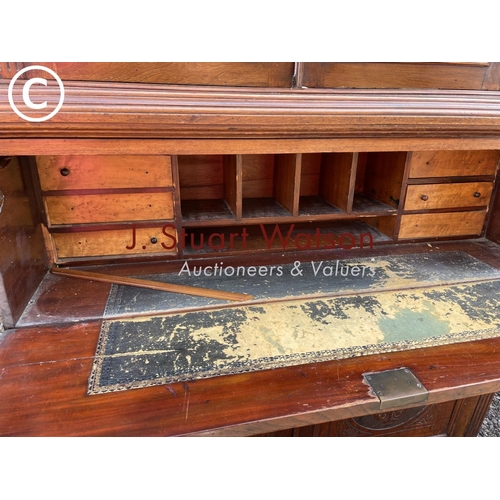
{"left": 1, "top": 62, "right": 500, "bottom": 436}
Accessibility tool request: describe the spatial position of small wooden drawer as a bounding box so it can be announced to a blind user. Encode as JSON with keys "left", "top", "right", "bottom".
{"left": 52, "top": 225, "right": 178, "bottom": 258}
{"left": 408, "top": 151, "right": 499, "bottom": 178}
{"left": 399, "top": 211, "right": 487, "bottom": 239}
{"left": 36, "top": 155, "right": 172, "bottom": 190}
{"left": 45, "top": 192, "right": 174, "bottom": 225}
{"left": 404, "top": 182, "right": 494, "bottom": 211}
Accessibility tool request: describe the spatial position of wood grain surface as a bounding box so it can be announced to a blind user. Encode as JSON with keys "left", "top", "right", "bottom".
{"left": 404, "top": 182, "right": 494, "bottom": 210}
{"left": 4, "top": 82, "right": 500, "bottom": 140}
{"left": 36, "top": 155, "right": 172, "bottom": 190}
{"left": 409, "top": 150, "right": 499, "bottom": 178}
{"left": 1, "top": 318, "right": 500, "bottom": 436}
{"left": 399, "top": 212, "right": 487, "bottom": 239}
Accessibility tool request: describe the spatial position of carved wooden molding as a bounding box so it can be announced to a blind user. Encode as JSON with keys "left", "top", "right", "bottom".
{"left": 3, "top": 81, "right": 500, "bottom": 140}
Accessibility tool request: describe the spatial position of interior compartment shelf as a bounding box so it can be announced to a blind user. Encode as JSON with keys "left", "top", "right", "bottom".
{"left": 181, "top": 219, "right": 392, "bottom": 256}
{"left": 179, "top": 155, "right": 239, "bottom": 222}
{"left": 353, "top": 152, "right": 406, "bottom": 213}
{"left": 298, "top": 152, "right": 354, "bottom": 216}
{"left": 241, "top": 154, "right": 298, "bottom": 219}
{"left": 351, "top": 193, "right": 398, "bottom": 214}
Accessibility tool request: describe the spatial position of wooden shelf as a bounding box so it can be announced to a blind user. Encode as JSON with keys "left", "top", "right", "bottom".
{"left": 298, "top": 196, "right": 345, "bottom": 217}
{"left": 241, "top": 197, "right": 291, "bottom": 219}
{"left": 354, "top": 152, "right": 406, "bottom": 213}
{"left": 179, "top": 154, "right": 239, "bottom": 222}
{"left": 299, "top": 152, "right": 354, "bottom": 214}
{"left": 351, "top": 194, "right": 398, "bottom": 214}
{"left": 180, "top": 151, "right": 402, "bottom": 231}
{"left": 181, "top": 199, "right": 235, "bottom": 223}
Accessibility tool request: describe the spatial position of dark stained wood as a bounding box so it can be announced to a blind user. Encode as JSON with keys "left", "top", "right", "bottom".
{"left": 4, "top": 138, "right": 500, "bottom": 157}
{"left": 299, "top": 153, "right": 322, "bottom": 197}
{"left": 15, "top": 239, "right": 500, "bottom": 328}
{"left": 0, "top": 156, "right": 47, "bottom": 328}
{"left": 486, "top": 173, "right": 500, "bottom": 244}
{"left": 223, "top": 155, "right": 242, "bottom": 218}
{"left": 16, "top": 271, "right": 111, "bottom": 327}
{"left": 482, "top": 63, "right": 500, "bottom": 91}
{"left": 363, "top": 216, "right": 397, "bottom": 240}
{"left": 257, "top": 401, "right": 458, "bottom": 437}
{"left": 359, "top": 152, "right": 407, "bottom": 209}
{"left": 322, "top": 153, "right": 357, "bottom": 212}
{"left": 0, "top": 62, "right": 26, "bottom": 79}
{"left": 27, "top": 62, "right": 295, "bottom": 87}
{"left": 301, "top": 63, "right": 491, "bottom": 90}
{"left": 447, "top": 394, "right": 496, "bottom": 436}
{"left": 4, "top": 82, "right": 500, "bottom": 140}
{"left": 50, "top": 267, "right": 252, "bottom": 302}
{"left": 242, "top": 154, "right": 275, "bottom": 199}
{"left": 1, "top": 319, "right": 500, "bottom": 436}
{"left": 3, "top": 63, "right": 500, "bottom": 437}
{"left": 297, "top": 153, "right": 356, "bottom": 214}
{"left": 274, "top": 154, "right": 300, "bottom": 216}
{"left": 178, "top": 155, "right": 224, "bottom": 201}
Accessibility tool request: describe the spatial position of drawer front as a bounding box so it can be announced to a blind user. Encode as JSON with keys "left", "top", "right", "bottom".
{"left": 399, "top": 211, "right": 486, "bottom": 239}
{"left": 37, "top": 155, "right": 172, "bottom": 190}
{"left": 52, "top": 225, "right": 178, "bottom": 258}
{"left": 404, "top": 182, "right": 494, "bottom": 211}
{"left": 409, "top": 151, "right": 498, "bottom": 178}
{"left": 45, "top": 192, "right": 174, "bottom": 225}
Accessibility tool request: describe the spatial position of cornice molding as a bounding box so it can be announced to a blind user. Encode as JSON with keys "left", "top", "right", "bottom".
{"left": 2, "top": 81, "right": 500, "bottom": 140}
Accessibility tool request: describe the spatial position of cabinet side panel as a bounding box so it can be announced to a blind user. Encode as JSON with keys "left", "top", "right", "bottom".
{"left": 487, "top": 177, "right": 500, "bottom": 243}
{"left": 0, "top": 157, "right": 47, "bottom": 328}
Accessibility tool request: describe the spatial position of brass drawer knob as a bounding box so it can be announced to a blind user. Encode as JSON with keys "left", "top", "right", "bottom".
{"left": 60, "top": 168, "right": 70, "bottom": 177}
{"left": 421, "top": 195, "right": 428, "bottom": 201}
{"left": 473, "top": 192, "right": 481, "bottom": 198}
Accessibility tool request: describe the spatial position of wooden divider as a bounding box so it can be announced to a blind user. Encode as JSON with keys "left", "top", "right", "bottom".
{"left": 178, "top": 152, "right": 403, "bottom": 223}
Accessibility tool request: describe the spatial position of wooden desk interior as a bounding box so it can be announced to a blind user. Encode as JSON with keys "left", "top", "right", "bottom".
{"left": 2, "top": 65, "right": 500, "bottom": 436}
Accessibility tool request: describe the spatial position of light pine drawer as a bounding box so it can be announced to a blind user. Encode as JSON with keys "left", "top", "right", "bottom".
{"left": 45, "top": 192, "right": 174, "bottom": 225}
{"left": 37, "top": 155, "right": 172, "bottom": 190}
{"left": 408, "top": 151, "right": 498, "bottom": 178}
{"left": 404, "top": 182, "right": 494, "bottom": 210}
{"left": 399, "top": 211, "right": 487, "bottom": 239}
{"left": 52, "top": 225, "right": 178, "bottom": 258}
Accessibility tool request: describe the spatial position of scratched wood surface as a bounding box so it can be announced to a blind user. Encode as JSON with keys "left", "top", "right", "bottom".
{"left": 2, "top": 318, "right": 500, "bottom": 436}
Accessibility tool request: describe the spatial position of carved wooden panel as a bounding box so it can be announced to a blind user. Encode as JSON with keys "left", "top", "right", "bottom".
{"left": 256, "top": 401, "right": 458, "bottom": 437}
